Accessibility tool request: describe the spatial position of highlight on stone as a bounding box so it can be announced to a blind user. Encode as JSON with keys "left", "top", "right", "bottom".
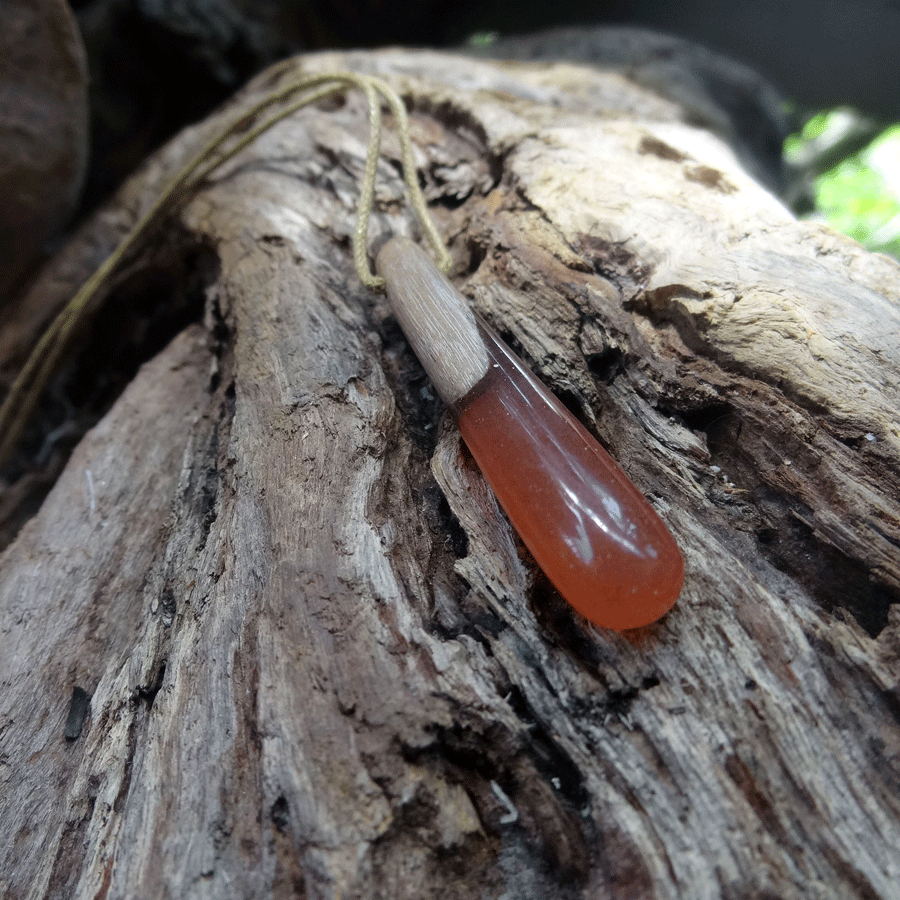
{"left": 376, "top": 235, "right": 683, "bottom": 631}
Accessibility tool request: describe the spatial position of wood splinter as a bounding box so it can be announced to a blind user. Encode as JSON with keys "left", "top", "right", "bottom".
{"left": 376, "top": 235, "right": 684, "bottom": 631}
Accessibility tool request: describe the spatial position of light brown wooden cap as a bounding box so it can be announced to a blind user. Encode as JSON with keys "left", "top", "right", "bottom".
{"left": 375, "top": 236, "right": 490, "bottom": 405}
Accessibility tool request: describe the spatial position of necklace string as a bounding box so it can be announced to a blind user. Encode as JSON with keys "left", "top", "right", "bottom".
{"left": 0, "top": 71, "right": 452, "bottom": 466}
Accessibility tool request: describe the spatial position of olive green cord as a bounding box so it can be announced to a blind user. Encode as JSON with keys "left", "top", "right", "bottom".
{"left": 0, "top": 71, "right": 452, "bottom": 467}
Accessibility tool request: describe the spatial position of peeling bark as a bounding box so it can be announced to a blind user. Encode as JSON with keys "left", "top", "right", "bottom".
{"left": 2, "top": 49, "right": 900, "bottom": 900}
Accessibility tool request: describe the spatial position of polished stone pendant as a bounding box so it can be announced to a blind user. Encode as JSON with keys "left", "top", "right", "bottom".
{"left": 376, "top": 236, "right": 683, "bottom": 631}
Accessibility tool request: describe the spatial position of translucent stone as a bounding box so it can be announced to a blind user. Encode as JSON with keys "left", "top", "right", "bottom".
{"left": 453, "top": 321, "right": 683, "bottom": 630}
{"left": 375, "top": 235, "right": 683, "bottom": 631}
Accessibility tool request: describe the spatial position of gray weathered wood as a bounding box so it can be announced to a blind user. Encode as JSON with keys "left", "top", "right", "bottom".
{"left": 1, "top": 48, "right": 899, "bottom": 900}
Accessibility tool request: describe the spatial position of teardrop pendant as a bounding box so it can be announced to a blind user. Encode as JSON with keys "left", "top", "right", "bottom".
{"left": 376, "top": 237, "right": 683, "bottom": 631}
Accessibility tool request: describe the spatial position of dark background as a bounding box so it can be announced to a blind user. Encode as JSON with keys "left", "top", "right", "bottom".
{"left": 71, "top": 0, "right": 900, "bottom": 209}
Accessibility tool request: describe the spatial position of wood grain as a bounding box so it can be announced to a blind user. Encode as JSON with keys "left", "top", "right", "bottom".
{"left": 1, "top": 48, "right": 899, "bottom": 899}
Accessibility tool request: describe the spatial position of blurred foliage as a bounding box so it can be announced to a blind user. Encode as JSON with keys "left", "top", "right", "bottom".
{"left": 786, "top": 113, "right": 900, "bottom": 259}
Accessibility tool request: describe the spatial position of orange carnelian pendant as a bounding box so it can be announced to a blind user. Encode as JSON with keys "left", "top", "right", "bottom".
{"left": 376, "top": 236, "right": 683, "bottom": 631}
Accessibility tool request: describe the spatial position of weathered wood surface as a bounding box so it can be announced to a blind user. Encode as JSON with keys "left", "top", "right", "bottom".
{"left": 2, "top": 48, "right": 900, "bottom": 900}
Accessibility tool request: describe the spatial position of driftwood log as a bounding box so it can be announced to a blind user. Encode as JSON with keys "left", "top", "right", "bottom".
{"left": 2, "top": 48, "right": 900, "bottom": 899}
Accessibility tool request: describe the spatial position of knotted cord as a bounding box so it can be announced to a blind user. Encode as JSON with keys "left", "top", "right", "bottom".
{"left": 0, "top": 70, "right": 452, "bottom": 466}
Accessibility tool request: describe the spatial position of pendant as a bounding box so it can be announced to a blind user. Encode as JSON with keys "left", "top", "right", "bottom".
{"left": 376, "top": 236, "right": 683, "bottom": 631}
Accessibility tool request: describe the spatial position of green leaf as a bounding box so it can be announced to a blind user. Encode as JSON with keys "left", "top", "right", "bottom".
{"left": 789, "top": 113, "right": 900, "bottom": 259}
